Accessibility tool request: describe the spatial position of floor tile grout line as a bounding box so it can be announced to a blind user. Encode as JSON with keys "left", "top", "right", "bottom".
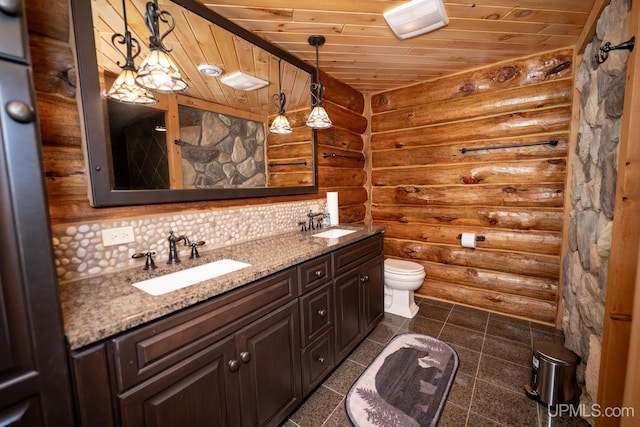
{"left": 464, "top": 304, "right": 490, "bottom": 427}
{"left": 319, "top": 396, "right": 345, "bottom": 427}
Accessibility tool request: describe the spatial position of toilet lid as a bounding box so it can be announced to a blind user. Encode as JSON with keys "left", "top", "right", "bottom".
{"left": 384, "top": 258, "right": 425, "bottom": 274}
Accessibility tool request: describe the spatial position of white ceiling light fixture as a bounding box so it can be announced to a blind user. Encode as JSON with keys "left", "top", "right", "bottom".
{"left": 384, "top": 0, "right": 449, "bottom": 40}
{"left": 220, "top": 71, "right": 269, "bottom": 91}
{"left": 197, "top": 64, "right": 223, "bottom": 77}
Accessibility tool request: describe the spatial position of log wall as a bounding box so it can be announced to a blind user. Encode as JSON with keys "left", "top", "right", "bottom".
{"left": 370, "top": 49, "right": 574, "bottom": 324}
{"left": 25, "top": 0, "right": 367, "bottom": 227}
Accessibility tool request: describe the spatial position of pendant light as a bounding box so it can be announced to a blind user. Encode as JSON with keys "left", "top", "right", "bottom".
{"left": 306, "top": 35, "right": 332, "bottom": 129}
{"left": 106, "top": 0, "right": 156, "bottom": 104}
{"left": 269, "top": 59, "right": 293, "bottom": 134}
{"left": 135, "top": 0, "right": 188, "bottom": 93}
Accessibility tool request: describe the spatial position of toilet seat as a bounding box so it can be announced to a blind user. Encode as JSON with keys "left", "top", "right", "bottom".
{"left": 384, "top": 259, "right": 424, "bottom": 275}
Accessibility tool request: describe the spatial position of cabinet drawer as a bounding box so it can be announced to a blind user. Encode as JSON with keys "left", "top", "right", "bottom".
{"left": 299, "top": 283, "right": 333, "bottom": 347}
{"left": 334, "top": 234, "right": 383, "bottom": 275}
{"left": 298, "top": 254, "right": 332, "bottom": 293}
{"left": 111, "top": 268, "right": 297, "bottom": 391}
{"left": 301, "top": 328, "right": 334, "bottom": 395}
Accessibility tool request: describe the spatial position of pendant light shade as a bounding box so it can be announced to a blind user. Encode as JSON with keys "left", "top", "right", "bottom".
{"left": 135, "top": 0, "right": 188, "bottom": 93}
{"left": 106, "top": 0, "right": 156, "bottom": 104}
{"left": 107, "top": 69, "right": 157, "bottom": 104}
{"left": 306, "top": 35, "right": 332, "bottom": 129}
{"left": 270, "top": 59, "right": 292, "bottom": 134}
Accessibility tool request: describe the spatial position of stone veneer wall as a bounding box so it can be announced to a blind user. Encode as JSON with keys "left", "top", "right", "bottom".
{"left": 562, "top": 0, "right": 631, "bottom": 421}
{"left": 52, "top": 200, "right": 326, "bottom": 282}
{"left": 178, "top": 105, "right": 266, "bottom": 189}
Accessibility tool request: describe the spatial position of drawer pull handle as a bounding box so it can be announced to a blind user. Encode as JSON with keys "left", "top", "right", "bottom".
{"left": 317, "top": 309, "right": 327, "bottom": 318}
{"left": 360, "top": 275, "right": 369, "bottom": 283}
{"left": 228, "top": 360, "right": 240, "bottom": 372}
{"left": 240, "top": 351, "right": 252, "bottom": 363}
{"left": 318, "top": 357, "right": 325, "bottom": 364}
{"left": 315, "top": 270, "right": 323, "bottom": 278}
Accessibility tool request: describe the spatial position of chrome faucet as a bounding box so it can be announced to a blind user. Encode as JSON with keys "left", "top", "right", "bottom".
{"left": 167, "top": 231, "right": 190, "bottom": 264}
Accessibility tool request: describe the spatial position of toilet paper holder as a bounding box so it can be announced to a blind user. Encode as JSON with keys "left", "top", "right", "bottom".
{"left": 457, "top": 234, "right": 485, "bottom": 241}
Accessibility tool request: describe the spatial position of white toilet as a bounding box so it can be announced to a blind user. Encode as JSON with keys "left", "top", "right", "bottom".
{"left": 383, "top": 258, "right": 426, "bottom": 318}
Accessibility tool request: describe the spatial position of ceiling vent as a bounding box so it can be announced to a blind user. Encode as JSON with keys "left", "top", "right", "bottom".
{"left": 220, "top": 71, "right": 269, "bottom": 91}
{"left": 384, "top": 0, "right": 449, "bottom": 40}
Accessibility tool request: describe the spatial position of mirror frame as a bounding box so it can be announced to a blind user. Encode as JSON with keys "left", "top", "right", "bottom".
{"left": 70, "top": 0, "right": 318, "bottom": 207}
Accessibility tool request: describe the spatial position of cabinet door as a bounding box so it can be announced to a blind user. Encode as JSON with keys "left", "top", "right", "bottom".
{"left": 119, "top": 336, "right": 241, "bottom": 427}
{"left": 236, "top": 300, "right": 301, "bottom": 427}
{"left": 361, "top": 255, "right": 384, "bottom": 335}
{"left": 334, "top": 271, "right": 363, "bottom": 362}
{"left": 0, "top": 60, "right": 73, "bottom": 425}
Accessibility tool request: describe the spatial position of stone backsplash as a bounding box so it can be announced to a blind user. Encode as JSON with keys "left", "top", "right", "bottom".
{"left": 562, "top": 0, "right": 630, "bottom": 422}
{"left": 52, "top": 200, "right": 326, "bottom": 283}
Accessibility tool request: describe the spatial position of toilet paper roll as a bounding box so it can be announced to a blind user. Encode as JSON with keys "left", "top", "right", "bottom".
{"left": 461, "top": 233, "right": 476, "bottom": 249}
{"left": 327, "top": 192, "right": 339, "bottom": 225}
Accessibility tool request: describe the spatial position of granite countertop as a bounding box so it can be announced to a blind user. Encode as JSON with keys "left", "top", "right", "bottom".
{"left": 59, "top": 224, "right": 385, "bottom": 350}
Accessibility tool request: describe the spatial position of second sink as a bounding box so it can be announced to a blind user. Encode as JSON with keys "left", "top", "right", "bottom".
{"left": 133, "top": 259, "right": 251, "bottom": 296}
{"left": 312, "top": 228, "right": 357, "bottom": 239}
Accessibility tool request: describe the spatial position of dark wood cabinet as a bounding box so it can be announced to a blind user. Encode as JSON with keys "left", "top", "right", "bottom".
{"left": 0, "top": 1, "right": 74, "bottom": 425}
{"left": 69, "top": 233, "right": 384, "bottom": 426}
{"left": 119, "top": 336, "right": 241, "bottom": 427}
{"left": 361, "top": 255, "right": 385, "bottom": 335}
{"left": 237, "top": 300, "right": 301, "bottom": 427}
{"left": 334, "top": 236, "right": 384, "bottom": 361}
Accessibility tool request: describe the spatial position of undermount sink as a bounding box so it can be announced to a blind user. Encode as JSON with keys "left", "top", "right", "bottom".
{"left": 312, "top": 228, "right": 357, "bottom": 239}
{"left": 133, "top": 259, "right": 251, "bottom": 296}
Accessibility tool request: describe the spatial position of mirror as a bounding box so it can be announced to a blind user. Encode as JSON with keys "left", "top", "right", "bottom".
{"left": 71, "top": 0, "right": 317, "bottom": 206}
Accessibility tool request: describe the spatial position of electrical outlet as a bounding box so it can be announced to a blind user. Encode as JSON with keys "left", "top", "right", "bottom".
{"left": 102, "top": 226, "right": 135, "bottom": 246}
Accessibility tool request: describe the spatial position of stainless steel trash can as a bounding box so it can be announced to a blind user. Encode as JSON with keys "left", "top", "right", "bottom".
{"left": 526, "top": 341, "right": 580, "bottom": 406}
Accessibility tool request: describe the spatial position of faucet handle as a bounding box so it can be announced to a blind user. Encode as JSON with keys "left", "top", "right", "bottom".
{"left": 189, "top": 241, "right": 206, "bottom": 259}
{"left": 298, "top": 221, "right": 307, "bottom": 232}
{"left": 132, "top": 251, "right": 157, "bottom": 270}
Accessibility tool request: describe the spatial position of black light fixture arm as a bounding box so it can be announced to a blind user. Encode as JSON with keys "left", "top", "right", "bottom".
{"left": 111, "top": 0, "right": 141, "bottom": 70}
{"left": 310, "top": 81, "right": 325, "bottom": 108}
{"left": 309, "top": 35, "right": 326, "bottom": 107}
{"left": 596, "top": 36, "right": 635, "bottom": 64}
{"left": 144, "top": 0, "right": 176, "bottom": 51}
{"left": 273, "top": 59, "right": 287, "bottom": 114}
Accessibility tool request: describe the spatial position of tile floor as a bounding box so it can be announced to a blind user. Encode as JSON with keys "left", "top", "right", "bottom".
{"left": 283, "top": 297, "right": 590, "bottom": 427}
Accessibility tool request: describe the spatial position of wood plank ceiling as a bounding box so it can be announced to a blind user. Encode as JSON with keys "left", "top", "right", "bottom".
{"left": 93, "top": 0, "right": 596, "bottom": 114}
{"left": 203, "top": 0, "right": 596, "bottom": 93}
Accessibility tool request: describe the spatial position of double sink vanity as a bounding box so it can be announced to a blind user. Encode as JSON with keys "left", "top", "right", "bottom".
{"left": 61, "top": 224, "right": 385, "bottom": 426}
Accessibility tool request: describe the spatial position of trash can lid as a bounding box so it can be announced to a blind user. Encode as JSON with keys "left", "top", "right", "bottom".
{"left": 533, "top": 341, "right": 580, "bottom": 366}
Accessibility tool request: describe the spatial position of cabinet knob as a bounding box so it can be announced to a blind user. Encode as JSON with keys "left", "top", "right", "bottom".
{"left": 240, "top": 351, "right": 252, "bottom": 363}
{"left": 228, "top": 359, "right": 240, "bottom": 372}
{"left": 315, "top": 270, "right": 323, "bottom": 278}
{"left": 360, "top": 275, "right": 369, "bottom": 283}
{"left": 318, "top": 356, "right": 325, "bottom": 364}
{"left": 6, "top": 100, "right": 36, "bottom": 124}
{"left": 0, "top": 0, "right": 20, "bottom": 17}
{"left": 317, "top": 309, "right": 327, "bottom": 318}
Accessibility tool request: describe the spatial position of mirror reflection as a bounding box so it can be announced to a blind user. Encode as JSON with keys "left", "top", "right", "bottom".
{"left": 73, "top": 0, "right": 317, "bottom": 206}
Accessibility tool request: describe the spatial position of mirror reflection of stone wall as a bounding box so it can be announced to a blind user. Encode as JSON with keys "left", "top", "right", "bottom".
{"left": 178, "top": 105, "right": 266, "bottom": 189}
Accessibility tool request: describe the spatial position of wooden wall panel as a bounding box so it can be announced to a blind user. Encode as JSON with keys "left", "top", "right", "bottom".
{"left": 25, "top": 0, "right": 367, "bottom": 226}
{"left": 371, "top": 49, "right": 573, "bottom": 323}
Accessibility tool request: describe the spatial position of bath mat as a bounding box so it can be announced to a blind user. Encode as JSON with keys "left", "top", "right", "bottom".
{"left": 346, "top": 333, "right": 459, "bottom": 427}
